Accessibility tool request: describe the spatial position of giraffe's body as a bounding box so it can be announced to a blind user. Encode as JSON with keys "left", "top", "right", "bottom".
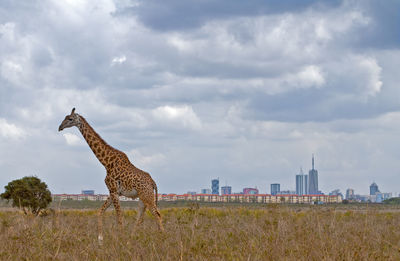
{"left": 59, "top": 108, "right": 163, "bottom": 241}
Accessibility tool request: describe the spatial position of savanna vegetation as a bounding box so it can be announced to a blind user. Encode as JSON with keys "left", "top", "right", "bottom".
{"left": 384, "top": 197, "right": 400, "bottom": 204}
{"left": 1, "top": 202, "right": 400, "bottom": 260}
{"left": 0, "top": 176, "right": 52, "bottom": 216}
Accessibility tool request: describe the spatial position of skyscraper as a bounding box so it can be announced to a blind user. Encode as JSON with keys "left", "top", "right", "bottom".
{"left": 346, "top": 188, "right": 354, "bottom": 200}
{"left": 221, "top": 186, "right": 232, "bottom": 195}
{"left": 201, "top": 188, "right": 211, "bottom": 194}
{"left": 296, "top": 168, "right": 308, "bottom": 195}
{"left": 271, "top": 183, "right": 280, "bottom": 195}
{"left": 308, "top": 154, "right": 319, "bottom": 194}
{"left": 304, "top": 175, "right": 308, "bottom": 194}
{"left": 370, "top": 182, "right": 379, "bottom": 195}
{"left": 212, "top": 179, "right": 219, "bottom": 195}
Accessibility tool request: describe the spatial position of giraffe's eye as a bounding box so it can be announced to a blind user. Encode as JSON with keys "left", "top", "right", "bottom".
{"left": 68, "top": 118, "right": 73, "bottom": 121}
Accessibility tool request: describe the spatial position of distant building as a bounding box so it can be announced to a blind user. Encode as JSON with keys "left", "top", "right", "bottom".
{"left": 201, "top": 189, "right": 212, "bottom": 194}
{"left": 382, "top": 193, "right": 392, "bottom": 200}
{"left": 296, "top": 168, "right": 308, "bottom": 195}
{"left": 187, "top": 191, "right": 197, "bottom": 195}
{"left": 370, "top": 182, "right": 380, "bottom": 195}
{"left": 376, "top": 193, "right": 383, "bottom": 203}
{"left": 308, "top": 154, "right": 319, "bottom": 194}
{"left": 221, "top": 186, "right": 232, "bottom": 195}
{"left": 271, "top": 184, "right": 280, "bottom": 195}
{"left": 346, "top": 188, "right": 354, "bottom": 200}
{"left": 329, "top": 189, "right": 343, "bottom": 199}
{"left": 212, "top": 179, "right": 219, "bottom": 195}
{"left": 296, "top": 174, "right": 303, "bottom": 195}
{"left": 81, "top": 190, "right": 95, "bottom": 195}
{"left": 304, "top": 175, "right": 308, "bottom": 194}
{"left": 375, "top": 192, "right": 392, "bottom": 203}
{"left": 279, "top": 190, "right": 296, "bottom": 195}
{"left": 243, "top": 188, "right": 259, "bottom": 195}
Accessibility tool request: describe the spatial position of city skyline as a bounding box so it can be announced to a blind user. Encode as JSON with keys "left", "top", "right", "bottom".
{"left": 1, "top": 1, "right": 400, "bottom": 196}
{"left": 49, "top": 154, "right": 395, "bottom": 196}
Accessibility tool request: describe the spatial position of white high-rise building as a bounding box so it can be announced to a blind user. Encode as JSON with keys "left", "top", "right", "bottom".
{"left": 295, "top": 168, "right": 308, "bottom": 195}
{"left": 346, "top": 188, "right": 354, "bottom": 200}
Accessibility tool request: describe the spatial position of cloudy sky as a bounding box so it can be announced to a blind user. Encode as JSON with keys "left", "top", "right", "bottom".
{"left": 1, "top": 0, "right": 399, "bottom": 195}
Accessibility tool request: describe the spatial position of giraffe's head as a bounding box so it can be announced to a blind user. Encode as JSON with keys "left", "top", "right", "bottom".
{"left": 58, "top": 108, "right": 81, "bottom": 131}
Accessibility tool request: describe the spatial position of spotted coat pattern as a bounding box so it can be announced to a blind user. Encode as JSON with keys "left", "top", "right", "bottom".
{"left": 59, "top": 109, "right": 163, "bottom": 241}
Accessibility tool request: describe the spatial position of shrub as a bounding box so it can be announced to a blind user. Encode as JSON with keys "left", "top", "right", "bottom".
{"left": 0, "top": 176, "right": 52, "bottom": 216}
{"left": 383, "top": 197, "right": 400, "bottom": 204}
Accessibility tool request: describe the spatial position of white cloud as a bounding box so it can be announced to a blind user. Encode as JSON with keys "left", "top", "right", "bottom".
{"left": 1, "top": 60, "right": 23, "bottom": 86}
{"left": 111, "top": 55, "right": 127, "bottom": 65}
{"left": 152, "top": 105, "right": 202, "bottom": 130}
{"left": 0, "top": 118, "right": 26, "bottom": 139}
{"left": 326, "top": 55, "right": 383, "bottom": 100}
{"left": 62, "top": 133, "right": 83, "bottom": 146}
{"left": 357, "top": 56, "right": 382, "bottom": 97}
{"left": 163, "top": 9, "right": 370, "bottom": 68}
{"left": 167, "top": 35, "right": 192, "bottom": 52}
{"left": 52, "top": 0, "right": 116, "bottom": 25}
{"left": 293, "top": 65, "right": 325, "bottom": 88}
{"left": 0, "top": 0, "right": 399, "bottom": 196}
{"left": 128, "top": 149, "right": 166, "bottom": 169}
{"left": 0, "top": 22, "right": 16, "bottom": 41}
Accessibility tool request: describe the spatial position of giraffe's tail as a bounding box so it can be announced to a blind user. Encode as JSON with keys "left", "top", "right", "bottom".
{"left": 152, "top": 180, "right": 158, "bottom": 206}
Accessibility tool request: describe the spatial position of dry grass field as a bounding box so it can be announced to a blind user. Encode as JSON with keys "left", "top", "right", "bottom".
{"left": 1, "top": 204, "right": 400, "bottom": 260}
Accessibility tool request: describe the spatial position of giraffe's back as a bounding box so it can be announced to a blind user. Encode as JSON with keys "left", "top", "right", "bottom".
{"left": 107, "top": 151, "right": 156, "bottom": 200}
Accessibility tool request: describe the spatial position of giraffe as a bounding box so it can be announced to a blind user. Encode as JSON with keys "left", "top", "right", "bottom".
{"left": 58, "top": 108, "right": 164, "bottom": 241}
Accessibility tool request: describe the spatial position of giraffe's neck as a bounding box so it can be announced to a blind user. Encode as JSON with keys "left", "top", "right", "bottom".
{"left": 78, "top": 116, "right": 114, "bottom": 167}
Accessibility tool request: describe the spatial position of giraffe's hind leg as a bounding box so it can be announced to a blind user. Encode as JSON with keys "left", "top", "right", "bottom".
{"left": 134, "top": 199, "right": 146, "bottom": 229}
{"left": 143, "top": 199, "right": 164, "bottom": 232}
{"left": 150, "top": 205, "right": 164, "bottom": 232}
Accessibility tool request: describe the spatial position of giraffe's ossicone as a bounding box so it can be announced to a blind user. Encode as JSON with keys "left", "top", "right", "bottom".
{"left": 59, "top": 108, "right": 164, "bottom": 241}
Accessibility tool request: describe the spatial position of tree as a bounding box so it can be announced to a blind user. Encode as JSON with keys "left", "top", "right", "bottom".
{"left": 383, "top": 197, "right": 400, "bottom": 205}
{"left": 1, "top": 176, "right": 52, "bottom": 215}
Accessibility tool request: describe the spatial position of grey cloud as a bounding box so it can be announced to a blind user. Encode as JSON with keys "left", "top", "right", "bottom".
{"left": 350, "top": 0, "right": 400, "bottom": 49}
{"left": 247, "top": 88, "right": 392, "bottom": 123}
{"left": 1, "top": 0, "right": 400, "bottom": 196}
{"left": 119, "top": 0, "right": 342, "bottom": 31}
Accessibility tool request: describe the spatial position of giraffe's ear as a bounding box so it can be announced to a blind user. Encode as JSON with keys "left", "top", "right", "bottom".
{"left": 71, "top": 108, "right": 76, "bottom": 115}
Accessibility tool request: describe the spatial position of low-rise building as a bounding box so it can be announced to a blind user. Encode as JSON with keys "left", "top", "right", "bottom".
{"left": 52, "top": 193, "right": 342, "bottom": 204}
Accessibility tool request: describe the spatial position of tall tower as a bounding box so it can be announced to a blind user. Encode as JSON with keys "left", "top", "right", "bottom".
{"left": 271, "top": 183, "right": 280, "bottom": 195}
{"left": 212, "top": 178, "right": 219, "bottom": 195}
{"left": 346, "top": 188, "right": 354, "bottom": 199}
{"left": 308, "top": 154, "right": 319, "bottom": 194}
{"left": 296, "top": 168, "right": 308, "bottom": 195}
{"left": 296, "top": 174, "right": 303, "bottom": 195}
{"left": 370, "top": 182, "right": 379, "bottom": 195}
{"left": 304, "top": 174, "right": 308, "bottom": 194}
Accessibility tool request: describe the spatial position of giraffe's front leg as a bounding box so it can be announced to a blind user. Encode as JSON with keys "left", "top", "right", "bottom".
{"left": 110, "top": 192, "right": 123, "bottom": 227}
{"left": 98, "top": 196, "right": 112, "bottom": 242}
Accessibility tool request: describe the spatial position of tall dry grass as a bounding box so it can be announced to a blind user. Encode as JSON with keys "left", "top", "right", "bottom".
{"left": 1, "top": 205, "right": 400, "bottom": 260}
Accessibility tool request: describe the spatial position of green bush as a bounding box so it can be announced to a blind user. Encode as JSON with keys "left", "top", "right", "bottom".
{"left": 1, "top": 176, "right": 52, "bottom": 215}
{"left": 383, "top": 197, "right": 400, "bottom": 204}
